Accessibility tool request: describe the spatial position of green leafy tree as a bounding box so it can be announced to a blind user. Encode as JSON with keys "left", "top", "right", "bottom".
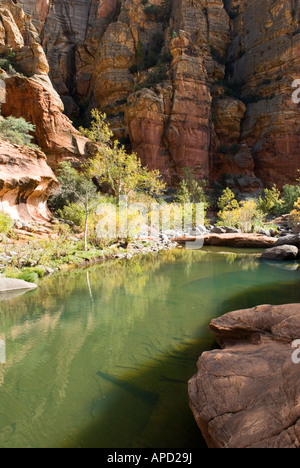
{"left": 81, "top": 109, "right": 166, "bottom": 203}
{"left": 55, "top": 162, "right": 99, "bottom": 251}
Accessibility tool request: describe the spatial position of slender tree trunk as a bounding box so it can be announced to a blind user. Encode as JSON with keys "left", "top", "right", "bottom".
{"left": 84, "top": 205, "right": 89, "bottom": 252}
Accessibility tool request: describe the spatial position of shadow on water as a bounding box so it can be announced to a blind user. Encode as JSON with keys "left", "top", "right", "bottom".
{"left": 216, "top": 279, "right": 300, "bottom": 316}
{"left": 60, "top": 337, "right": 210, "bottom": 449}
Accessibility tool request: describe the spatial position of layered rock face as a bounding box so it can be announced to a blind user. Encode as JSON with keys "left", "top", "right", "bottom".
{"left": 189, "top": 304, "right": 300, "bottom": 448}
{"left": 0, "top": 138, "right": 58, "bottom": 223}
{"left": 0, "top": 0, "right": 92, "bottom": 169}
{"left": 11, "top": 0, "right": 300, "bottom": 189}
{"left": 17, "top": 0, "right": 119, "bottom": 117}
{"left": 224, "top": 0, "right": 300, "bottom": 188}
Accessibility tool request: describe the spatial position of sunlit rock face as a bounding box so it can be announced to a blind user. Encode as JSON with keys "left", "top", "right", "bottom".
{"left": 8, "top": 0, "right": 300, "bottom": 189}
{"left": 189, "top": 304, "right": 300, "bottom": 448}
{"left": 0, "top": 0, "right": 93, "bottom": 169}
{"left": 0, "top": 138, "right": 58, "bottom": 223}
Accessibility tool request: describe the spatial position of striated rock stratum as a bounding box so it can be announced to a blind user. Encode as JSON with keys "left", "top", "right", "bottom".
{"left": 14, "top": 0, "right": 300, "bottom": 191}
{"left": 189, "top": 304, "right": 300, "bottom": 448}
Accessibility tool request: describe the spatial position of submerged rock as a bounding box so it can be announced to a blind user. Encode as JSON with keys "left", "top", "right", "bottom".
{"left": 188, "top": 304, "right": 300, "bottom": 448}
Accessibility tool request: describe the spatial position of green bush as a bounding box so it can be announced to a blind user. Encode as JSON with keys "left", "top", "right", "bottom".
{"left": 217, "top": 192, "right": 263, "bottom": 232}
{"left": 0, "top": 51, "right": 18, "bottom": 74}
{"left": 17, "top": 270, "right": 39, "bottom": 284}
{"left": 281, "top": 184, "right": 300, "bottom": 214}
{"left": 0, "top": 116, "right": 36, "bottom": 147}
{"left": 257, "top": 185, "right": 283, "bottom": 215}
{"left": 0, "top": 212, "right": 13, "bottom": 235}
{"left": 58, "top": 202, "right": 86, "bottom": 228}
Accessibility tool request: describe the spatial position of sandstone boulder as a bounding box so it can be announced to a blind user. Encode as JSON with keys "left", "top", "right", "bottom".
{"left": 275, "top": 235, "right": 300, "bottom": 248}
{"left": 260, "top": 245, "right": 299, "bottom": 261}
{"left": 189, "top": 304, "right": 300, "bottom": 448}
{"left": 174, "top": 233, "right": 276, "bottom": 249}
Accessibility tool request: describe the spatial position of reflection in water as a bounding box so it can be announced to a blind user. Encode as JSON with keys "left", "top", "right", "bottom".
{"left": 0, "top": 339, "right": 5, "bottom": 387}
{"left": 0, "top": 248, "right": 299, "bottom": 448}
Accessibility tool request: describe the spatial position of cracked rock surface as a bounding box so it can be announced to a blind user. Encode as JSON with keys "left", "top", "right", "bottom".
{"left": 188, "top": 304, "right": 300, "bottom": 448}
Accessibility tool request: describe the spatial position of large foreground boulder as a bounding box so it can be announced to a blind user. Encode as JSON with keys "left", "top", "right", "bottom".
{"left": 188, "top": 304, "right": 300, "bottom": 448}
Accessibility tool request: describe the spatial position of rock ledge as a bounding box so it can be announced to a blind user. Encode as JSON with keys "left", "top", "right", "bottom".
{"left": 188, "top": 304, "right": 300, "bottom": 448}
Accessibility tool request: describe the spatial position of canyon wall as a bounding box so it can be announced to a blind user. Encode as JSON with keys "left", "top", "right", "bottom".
{"left": 0, "top": 0, "right": 93, "bottom": 168}
{"left": 0, "top": 0, "right": 94, "bottom": 222}
{"left": 8, "top": 0, "right": 300, "bottom": 190}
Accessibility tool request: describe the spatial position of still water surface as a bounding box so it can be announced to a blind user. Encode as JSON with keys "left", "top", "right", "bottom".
{"left": 0, "top": 248, "right": 300, "bottom": 448}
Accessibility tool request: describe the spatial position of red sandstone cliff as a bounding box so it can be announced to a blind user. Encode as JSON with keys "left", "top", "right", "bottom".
{"left": 0, "top": 0, "right": 93, "bottom": 169}
{"left": 7, "top": 0, "right": 300, "bottom": 190}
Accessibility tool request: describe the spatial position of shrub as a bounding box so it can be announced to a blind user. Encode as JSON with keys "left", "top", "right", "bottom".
{"left": 236, "top": 200, "right": 264, "bottom": 233}
{"left": 281, "top": 184, "right": 300, "bottom": 214}
{"left": 217, "top": 189, "right": 263, "bottom": 232}
{"left": 258, "top": 185, "right": 283, "bottom": 215}
{"left": 0, "top": 211, "right": 13, "bottom": 235}
{"left": 290, "top": 198, "right": 300, "bottom": 227}
{"left": 58, "top": 202, "right": 86, "bottom": 228}
{"left": 17, "top": 270, "right": 39, "bottom": 284}
{"left": 0, "top": 116, "right": 36, "bottom": 147}
{"left": 0, "top": 51, "right": 18, "bottom": 74}
{"left": 217, "top": 187, "right": 239, "bottom": 212}
{"left": 177, "top": 167, "right": 209, "bottom": 208}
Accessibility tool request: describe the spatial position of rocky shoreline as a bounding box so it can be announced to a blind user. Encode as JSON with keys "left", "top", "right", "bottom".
{"left": 1, "top": 221, "right": 300, "bottom": 283}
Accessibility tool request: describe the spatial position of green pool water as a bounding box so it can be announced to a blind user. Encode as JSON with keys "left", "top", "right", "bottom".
{"left": 0, "top": 248, "right": 300, "bottom": 448}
